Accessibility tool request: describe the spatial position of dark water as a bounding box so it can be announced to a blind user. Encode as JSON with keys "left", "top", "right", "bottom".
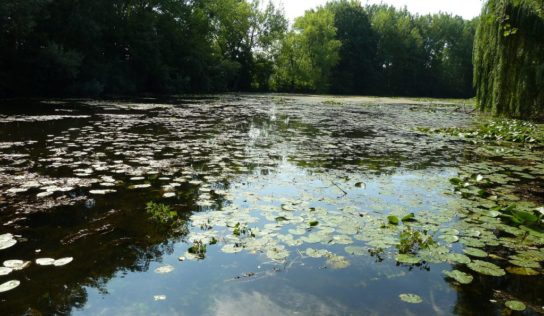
{"left": 0, "top": 95, "right": 542, "bottom": 315}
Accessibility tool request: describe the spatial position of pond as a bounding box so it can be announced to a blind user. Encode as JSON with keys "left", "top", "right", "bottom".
{"left": 0, "top": 95, "right": 542, "bottom": 315}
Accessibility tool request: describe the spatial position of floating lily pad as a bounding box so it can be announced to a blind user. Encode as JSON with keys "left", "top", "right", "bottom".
{"left": 440, "top": 235, "right": 459, "bottom": 243}
{"left": 445, "top": 253, "right": 471, "bottom": 264}
{"left": 506, "top": 266, "right": 540, "bottom": 276}
{"left": 395, "top": 254, "right": 421, "bottom": 265}
{"left": 325, "top": 254, "right": 350, "bottom": 269}
{"left": 3, "top": 260, "right": 30, "bottom": 270}
{"left": 505, "top": 300, "right": 526, "bottom": 311}
{"left": 508, "top": 258, "right": 541, "bottom": 269}
{"left": 154, "top": 265, "right": 174, "bottom": 274}
{"left": 305, "top": 248, "right": 330, "bottom": 258}
{"left": 54, "top": 257, "right": 73, "bottom": 266}
{"left": 399, "top": 293, "right": 422, "bottom": 304}
{"left": 443, "top": 270, "right": 473, "bottom": 284}
{"left": 0, "top": 234, "right": 17, "bottom": 250}
{"left": 221, "top": 244, "right": 243, "bottom": 254}
{"left": 467, "top": 260, "right": 505, "bottom": 277}
{"left": 344, "top": 246, "right": 366, "bottom": 256}
{"left": 36, "top": 258, "right": 55, "bottom": 266}
{"left": 0, "top": 280, "right": 20, "bottom": 293}
{"left": 463, "top": 247, "right": 488, "bottom": 258}
{"left": 0, "top": 267, "right": 13, "bottom": 276}
{"left": 387, "top": 216, "right": 399, "bottom": 225}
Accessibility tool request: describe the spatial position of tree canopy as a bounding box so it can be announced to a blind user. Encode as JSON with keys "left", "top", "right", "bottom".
{"left": 474, "top": 0, "right": 544, "bottom": 118}
{"left": 0, "top": 0, "right": 477, "bottom": 99}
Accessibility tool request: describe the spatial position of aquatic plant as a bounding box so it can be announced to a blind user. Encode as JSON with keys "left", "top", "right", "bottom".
{"left": 419, "top": 119, "right": 544, "bottom": 144}
{"left": 145, "top": 202, "right": 178, "bottom": 224}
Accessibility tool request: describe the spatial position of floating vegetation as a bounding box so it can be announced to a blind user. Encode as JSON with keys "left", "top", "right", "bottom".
{"left": 0, "top": 233, "right": 17, "bottom": 250}
{"left": 505, "top": 300, "right": 526, "bottom": 311}
{"left": 154, "top": 265, "right": 175, "bottom": 274}
{"left": 3, "top": 260, "right": 30, "bottom": 270}
{"left": 35, "top": 258, "right": 55, "bottom": 266}
{"left": 53, "top": 257, "right": 73, "bottom": 266}
{"left": 399, "top": 293, "right": 423, "bottom": 304}
{"left": 187, "top": 241, "right": 207, "bottom": 260}
{"left": 443, "top": 270, "right": 474, "bottom": 284}
{"left": 466, "top": 260, "right": 506, "bottom": 277}
{"left": 146, "top": 202, "right": 178, "bottom": 224}
{"left": 0, "top": 96, "right": 543, "bottom": 314}
{"left": 0, "top": 280, "right": 20, "bottom": 293}
{"left": 418, "top": 119, "right": 544, "bottom": 144}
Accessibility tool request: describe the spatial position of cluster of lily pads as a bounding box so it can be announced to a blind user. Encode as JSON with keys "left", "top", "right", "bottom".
{"left": 0, "top": 233, "right": 73, "bottom": 293}
{"left": 418, "top": 118, "right": 544, "bottom": 145}
{"left": 0, "top": 96, "right": 542, "bottom": 311}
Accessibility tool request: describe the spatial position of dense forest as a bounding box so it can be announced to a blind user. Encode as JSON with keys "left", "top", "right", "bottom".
{"left": 0, "top": 0, "right": 477, "bottom": 98}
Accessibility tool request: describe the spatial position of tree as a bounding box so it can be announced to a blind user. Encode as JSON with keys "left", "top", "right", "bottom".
{"left": 474, "top": 0, "right": 544, "bottom": 118}
{"left": 272, "top": 7, "right": 341, "bottom": 92}
{"left": 327, "top": 0, "right": 378, "bottom": 95}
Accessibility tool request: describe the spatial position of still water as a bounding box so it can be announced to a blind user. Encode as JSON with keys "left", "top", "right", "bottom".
{"left": 0, "top": 95, "right": 542, "bottom": 315}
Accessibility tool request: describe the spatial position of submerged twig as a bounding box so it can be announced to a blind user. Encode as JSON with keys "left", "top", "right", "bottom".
{"left": 331, "top": 181, "right": 348, "bottom": 196}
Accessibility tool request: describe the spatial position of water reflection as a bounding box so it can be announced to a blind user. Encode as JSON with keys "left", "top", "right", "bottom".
{"left": 0, "top": 96, "right": 542, "bottom": 315}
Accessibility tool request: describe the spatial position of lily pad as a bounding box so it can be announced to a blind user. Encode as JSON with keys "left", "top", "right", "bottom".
{"left": 467, "top": 260, "right": 506, "bottom": 277}
{"left": 154, "top": 265, "right": 174, "bottom": 274}
{"left": 0, "top": 267, "right": 13, "bottom": 276}
{"left": 399, "top": 293, "right": 423, "bottom": 304}
{"left": 387, "top": 215, "right": 399, "bottom": 225}
{"left": 505, "top": 300, "right": 526, "bottom": 311}
{"left": 506, "top": 266, "right": 540, "bottom": 276}
{"left": 395, "top": 254, "right": 421, "bottom": 265}
{"left": 53, "top": 257, "right": 73, "bottom": 266}
{"left": 443, "top": 270, "right": 473, "bottom": 284}
{"left": 0, "top": 280, "right": 20, "bottom": 293}
{"left": 463, "top": 247, "right": 488, "bottom": 258}
{"left": 36, "top": 258, "right": 55, "bottom": 266}
{"left": 305, "top": 248, "right": 330, "bottom": 258}
{"left": 344, "top": 246, "right": 366, "bottom": 256}
{"left": 0, "top": 234, "right": 17, "bottom": 250}
{"left": 3, "top": 260, "right": 30, "bottom": 270}
{"left": 221, "top": 244, "right": 243, "bottom": 254}
{"left": 325, "top": 254, "right": 350, "bottom": 269}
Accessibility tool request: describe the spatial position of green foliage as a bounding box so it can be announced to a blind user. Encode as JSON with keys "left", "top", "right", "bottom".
{"left": 187, "top": 240, "right": 207, "bottom": 259}
{"left": 271, "top": 7, "right": 341, "bottom": 92}
{"left": 0, "top": 0, "right": 476, "bottom": 98}
{"left": 397, "top": 227, "right": 435, "bottom": 254}
{"left": 474, "top": 0, "right": 544, "bottom": 118}
{"left": 145, "top": 202, "right": 178, "bottom": 224}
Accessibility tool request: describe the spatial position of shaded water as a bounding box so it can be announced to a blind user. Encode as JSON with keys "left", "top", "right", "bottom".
{"left": 0, "top": 95, "right": 542, "bottom": 315}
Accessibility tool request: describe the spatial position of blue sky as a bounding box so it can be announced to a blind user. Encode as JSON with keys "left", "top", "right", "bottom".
{"left": 274, "top": 0, "right": 484, "bottom": 20}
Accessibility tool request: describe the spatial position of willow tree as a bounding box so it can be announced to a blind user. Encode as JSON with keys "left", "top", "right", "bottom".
{"left": 473, "top": 0, "right": 544, "bottom": 118}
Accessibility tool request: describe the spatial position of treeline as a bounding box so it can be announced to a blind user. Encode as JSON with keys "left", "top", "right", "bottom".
{"left": 273, "top": 2, "right": 478, "bottom": 98}
{"left": 0, "top": 0, "right": 477, "bottom": 98}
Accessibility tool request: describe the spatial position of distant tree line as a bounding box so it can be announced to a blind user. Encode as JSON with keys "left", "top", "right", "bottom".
{"left": 0, "top": 0, "right": 477, "bottom": 98}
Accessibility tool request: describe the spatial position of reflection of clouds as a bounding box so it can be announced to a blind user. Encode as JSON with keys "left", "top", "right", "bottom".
{"left": 211, "top": 290, "right": 346, "bottom": 316}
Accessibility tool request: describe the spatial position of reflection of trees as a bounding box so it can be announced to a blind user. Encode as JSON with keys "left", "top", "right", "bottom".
{"left": 448, "top": 265, "right": 544, "bottom": 315}
{"left": 1, "top": 197, "right": 190, "bottom": 315}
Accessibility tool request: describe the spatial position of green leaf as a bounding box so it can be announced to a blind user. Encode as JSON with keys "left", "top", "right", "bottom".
{"left": 387, "top": 215, "right": 399, "bottom": 225}
{"left": 399, "top": 293, "right": 422, "bottom": 304}
{"left": 505, "top": 300, "right": 526, "bottom": 311}
{"left": 443, "top": 270, "right": 473, "bottom": 284}
{"left": 401, "top": 213, "right": 416, "bottom": 222}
